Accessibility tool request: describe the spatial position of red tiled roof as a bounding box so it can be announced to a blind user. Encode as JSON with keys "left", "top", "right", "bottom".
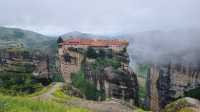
{"left": 62, "top": 38, "right": 128, "bottom": 47}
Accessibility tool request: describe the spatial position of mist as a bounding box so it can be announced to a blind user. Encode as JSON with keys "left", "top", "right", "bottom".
{"left": 0, "top": 0, "right": 200, "bottom": 35}
{"left": 127, "top": 28, "right": 200, "bottom": 67}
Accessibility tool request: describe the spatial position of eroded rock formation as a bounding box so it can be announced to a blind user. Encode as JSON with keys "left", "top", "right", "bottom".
{"left": 147, "top": 63, "right": 200, "bottom": 111}
{"left": 0, "top": 48, "right": 50, "bottom": 81}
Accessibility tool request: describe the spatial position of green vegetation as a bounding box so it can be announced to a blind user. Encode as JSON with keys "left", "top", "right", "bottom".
{"left": 0, "top": 26, "right": 53, "bottom": 50}
{"left": 86, "top": 47, "right": 113, "bottom": 59}
{"left": 0, "top": 72, "right": 43, "bottom": 96}
{"left": 69, "top": 47, "right": 121, "bottom": 101}
{"left": 27, "top": 84, "right": 52, "bottom": 97}
{"left": 184, "top": 87, "right": 200, "bottom": 100}
{"left": 71, "top": 70, "right": 105, "bottom": 100}
{"left": 92, "top": 58, "right": 121, "bottom": 70}
{"left": 53, "top": 88, "right": 71, "bottom": 99}
{"left": 135, "top": 108, "right": 151, "bottom": 112}
{"left": 136, "top": 64, "right": 149, "bottom": 79}
{"left": 87, "top": 47, "right": 98, "bottom": 58}
{"left": 0, "top": 51, "right": 46, "bottom": 96}
{"left": 179, "top": 108, "right": 194, "bottom": 112}
{"left": 52, "top": 72, "right": 65, "bottom": 82}
{"left": 138, "top": 84, "right": 146, "bottom": 100}
{"left": 0, "top": 95, "right": 91, "bottom": 112}
{"left": 163, "top": 99, "right": 191, "bottom": 112}
{"left": 135, "top": 64, "right": 149, "bottom": 105}
{"left": 4, "top": 62, "right": 35, "bottom": 73}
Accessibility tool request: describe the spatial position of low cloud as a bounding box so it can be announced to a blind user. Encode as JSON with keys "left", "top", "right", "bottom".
{"left": 0, "top": 0, "right": 200, "bottom": 35}
{"left": 127, "top": 28, "right": 200, "bottom": 67}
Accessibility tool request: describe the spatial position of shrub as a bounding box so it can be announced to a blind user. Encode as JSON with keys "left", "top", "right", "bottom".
{"left": 184, "top": 87, "right": 200, "bottom": 100}
{"left": 71, "top": 70, "right": 105, "bottom": 100}
{"left": 95, "top": 58, "right": 121, "bottom": 69}
{"left": 87, "top": 47, "right": 97, "bottom": 59}
{"left": 0, "top": 72, "right": 43, "bottom": 96}
{"left": 163, "top": 99, "right": 190, "bottom": 112}
{"left": 51, "top": 73, "right": 64, "bottom": 82}
{"left": 0, "top": 100, "right": 8, "bottom": 112}
{"left": 99, "top": 49, "right": 106, "bottom": 58}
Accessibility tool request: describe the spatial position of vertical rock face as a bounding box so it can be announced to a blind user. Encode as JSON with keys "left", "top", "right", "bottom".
{"left": 147, "top": 63, "right": 200, "bottom": 111}
{"left": 157, "top": 65, "right": 172, "bottom": 109}
{"left": 84, "top": 64, "right": 139, "bottom": 105}
{"left": 104, "top": 67, "right": 139, "bottom": 105}
{"left": 81, "top": 48, "right": 139, "bottom": 104}
{"left": 58, "top": 46, "right": 84, "bottom": 82}
{"left": 158, "top": 64, "right": 200, "bottom": 108}
{"left": 146, "top": 65, "right": 161, "bottom": 112}
{"left": 80, "top": 50, "right": 138, "bottom": 104}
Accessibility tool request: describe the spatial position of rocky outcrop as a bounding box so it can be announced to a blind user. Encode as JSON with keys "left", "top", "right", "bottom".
{"left": 84, "top": 64, "right": 139, "bottom": 105}
{"left": 147, "top": 63, "right": 200, "bottom": 111}
{"left": 146, "top": 65, "right": 161, "bottom": 111}
{"left": 81, "top": 48, "right": 139, "bottom": 105}
{"left": 0, "top": 48, "right": 50, "bottom": 80}
{"left": 163, "top": 97, "right": 200, "bottom": 112}
{"left": 158, "top": 64, "right": 200, "bottom": 108}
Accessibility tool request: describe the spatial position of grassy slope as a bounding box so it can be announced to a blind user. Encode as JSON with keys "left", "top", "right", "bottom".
{"left": 31, "top": 82, "right": 150, "bottom": 112}
{"left": 0, "top": 95, "right": 90, "bottom": 112}
{"left": 0, "top": 83, "right": 90, "bottom": 112}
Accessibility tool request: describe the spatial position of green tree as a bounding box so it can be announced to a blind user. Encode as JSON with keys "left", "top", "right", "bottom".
{"left": 57, "top": 36, "right": 63, "bottom": 43}
{"left": 0, "top": 72, "right": 43, "bottom": 96}
{"left": 87, "top": 47, "right": 97, "bottom": 58}
{"left": 99, "top": 49, "right": 106, "bottom": 58}
{"left": 71, "top": 70, "right": 105, "bottom": 100}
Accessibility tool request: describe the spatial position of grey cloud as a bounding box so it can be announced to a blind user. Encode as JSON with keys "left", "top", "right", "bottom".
{"left": 0, "top": 0, "right": 200, "bottom": 35}
{"left": 127, "top": 28, "right": 200, "bottom": 66}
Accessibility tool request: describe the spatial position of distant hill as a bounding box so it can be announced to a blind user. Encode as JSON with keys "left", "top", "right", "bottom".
{"left": 0, "top": 26, "right": 55, "bottom": 50}
{"left": 61, "top": 31, "right": 108, "bottom": 39}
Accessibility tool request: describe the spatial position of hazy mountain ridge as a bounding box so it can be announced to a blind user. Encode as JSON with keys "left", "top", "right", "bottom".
{"left": 0, "top": 26, "right": 55, "bottom": 50}
{"left": 62, "top": 31, "right": 112, "bottom": 39}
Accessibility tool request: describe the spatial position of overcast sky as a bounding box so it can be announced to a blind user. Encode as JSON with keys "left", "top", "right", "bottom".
{"left": 0, "top": 0, "right": 199, "bottom": 35}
